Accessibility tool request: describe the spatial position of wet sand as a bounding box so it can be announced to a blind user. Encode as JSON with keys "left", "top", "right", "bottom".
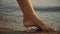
{"left": 0, "top": 31, "right": 58, "bottom": 34}
{"left": 0, "top": 28, "right": 58, "bottom": 34}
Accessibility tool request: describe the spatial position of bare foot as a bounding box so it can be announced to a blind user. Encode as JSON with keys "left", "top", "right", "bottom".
{"left": 16, "top": 0, "right": 56, "bottom": 32}
{"left": 23, "top": 18, "right": 56, "bottom": 32}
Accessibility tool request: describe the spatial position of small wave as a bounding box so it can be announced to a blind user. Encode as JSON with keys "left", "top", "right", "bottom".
{"left": 34, "top": 6, "right": 60, "bottom": 12}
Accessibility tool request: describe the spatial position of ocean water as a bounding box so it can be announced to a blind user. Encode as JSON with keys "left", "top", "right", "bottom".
{"left": 0, "top": 0, "right": 60, "bottom": 31}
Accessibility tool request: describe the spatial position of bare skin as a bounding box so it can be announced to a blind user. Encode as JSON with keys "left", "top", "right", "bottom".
{"left": 17, "top": 0, "right": 56, "bottom": 32}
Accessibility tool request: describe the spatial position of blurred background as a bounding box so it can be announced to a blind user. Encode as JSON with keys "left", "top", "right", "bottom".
{"left": 0, "top": 0, "right": 60, "bottom": 31}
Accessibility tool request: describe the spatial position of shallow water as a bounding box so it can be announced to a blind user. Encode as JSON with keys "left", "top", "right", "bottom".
{"left": 0, "top": 0, "right": 60, "bottom": 31}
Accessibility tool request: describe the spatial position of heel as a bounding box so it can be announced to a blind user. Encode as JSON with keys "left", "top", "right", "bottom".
{"left": 23, "top": 21, "right": 35, "bottom": 27}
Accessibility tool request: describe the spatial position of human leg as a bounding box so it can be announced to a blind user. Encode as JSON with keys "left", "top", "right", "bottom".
{"left": 17, "top": 0, "right": 56, "bottom": 32}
